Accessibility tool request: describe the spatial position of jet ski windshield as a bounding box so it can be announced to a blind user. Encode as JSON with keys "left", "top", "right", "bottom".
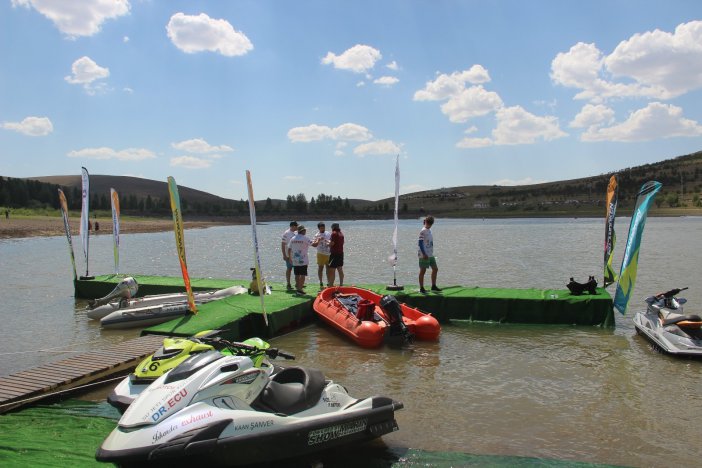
{"left": 165, "top": 350, "right": 225, "bottom": 383}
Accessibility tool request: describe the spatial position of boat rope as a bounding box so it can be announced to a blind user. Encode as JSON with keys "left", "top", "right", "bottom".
{"left": 0, "top": 374, "right": 125, "bottom": 411}
{"left": 0, "top": 338, "right": 107, "bottom": 356}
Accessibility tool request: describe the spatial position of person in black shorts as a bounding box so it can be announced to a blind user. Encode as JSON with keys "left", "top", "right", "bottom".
{"left": 327, "top": 223, "right": 345, "bottom": 286}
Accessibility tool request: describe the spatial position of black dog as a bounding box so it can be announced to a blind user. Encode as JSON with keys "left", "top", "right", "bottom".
{"left": 567, "top": 276, "right": 598, "bottom": 295}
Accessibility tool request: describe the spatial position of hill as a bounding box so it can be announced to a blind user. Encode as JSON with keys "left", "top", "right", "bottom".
{"left": 372, "top": 150, "right": 702, "bottom": 217}
{"left": 31, "top": 174, "right": 232, "bottom": 206}
{"left": 4, "top": 149, "right": 702, "bottom": 218}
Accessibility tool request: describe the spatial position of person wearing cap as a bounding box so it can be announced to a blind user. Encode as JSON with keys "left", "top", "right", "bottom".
{"left": 313, "top": 222, "right": 331, "bottom": 288}
{"left": 286, "top": 225, "right": 320, "bottom": 295}
{"left": 281, "top": 221, "right": 298, "bottom": 290}
{"left": 327, "top": 223, "right": 345, "bottom": 287}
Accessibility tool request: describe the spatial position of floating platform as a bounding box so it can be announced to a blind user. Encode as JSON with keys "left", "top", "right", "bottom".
{"left": 0, "top": 335, "right": 165, "bottom": 414}
{"left": 76, "top": 275, "right": 615, "bottom": 336}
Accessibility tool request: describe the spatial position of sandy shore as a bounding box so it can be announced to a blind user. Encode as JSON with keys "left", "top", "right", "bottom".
{"left": 0, "top": 216, "right": 231, "bottom": 239}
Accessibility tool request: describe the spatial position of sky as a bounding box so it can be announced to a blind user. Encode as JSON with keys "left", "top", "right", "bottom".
{"left": 1, "top": 1, "right": 701, "bottom": 202}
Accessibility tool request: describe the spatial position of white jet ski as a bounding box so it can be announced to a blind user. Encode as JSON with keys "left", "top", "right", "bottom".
{"left": 86, "top": 277, "right": 246, "bottom": 328}
{"left": 633, "top": 287, "right": 702, "bottom": 356}
{"left": 96, "top": 348, "right": 403, "bottom": 466}
{"left": 108, "top": 336, "right": 290, "bottom": 413}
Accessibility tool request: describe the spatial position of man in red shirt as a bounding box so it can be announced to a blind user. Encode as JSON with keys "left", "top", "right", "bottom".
{"left": 327, "top": 223, "right": 345, "bottom": 287}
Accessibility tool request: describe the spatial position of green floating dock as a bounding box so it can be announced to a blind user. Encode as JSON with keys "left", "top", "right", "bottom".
{"left": 75, "top": 276, "right": 614, "bottom": 339}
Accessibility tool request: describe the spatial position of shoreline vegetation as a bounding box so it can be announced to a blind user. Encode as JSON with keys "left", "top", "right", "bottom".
{"left": 2, "top": 207, "right": 701, "bottom": 240}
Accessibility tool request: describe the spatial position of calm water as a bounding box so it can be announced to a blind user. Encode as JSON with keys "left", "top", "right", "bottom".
{"left": 1, "top": 217, "right": 702, "bottom": 467}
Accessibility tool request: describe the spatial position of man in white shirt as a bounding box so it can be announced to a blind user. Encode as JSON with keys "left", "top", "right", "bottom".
{"left": 418, "top": 215, "right": 440, "bottom": 293}
{"left": 286, "top": 225, "right": 319, "bottom": 295}
{"left": 313, "top": 222, "right": 332, "bottom": 288}
{"left": 281, "top": 221, "right": 298, "bottom": 290}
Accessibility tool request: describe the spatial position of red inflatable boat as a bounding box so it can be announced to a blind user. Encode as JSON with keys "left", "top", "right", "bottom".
{"left": 313, "top": 286, "right": 441, "bottom": 348}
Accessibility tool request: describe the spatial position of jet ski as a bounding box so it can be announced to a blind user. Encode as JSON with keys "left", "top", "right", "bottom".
{"left": 96, "top": 345, "right": 403, "bottom": 466}
{"left": 107, "top": 333, "right": 287, "bottom": 413}
{"left": 633, "top": 287, "right": 702, "bottom": 356}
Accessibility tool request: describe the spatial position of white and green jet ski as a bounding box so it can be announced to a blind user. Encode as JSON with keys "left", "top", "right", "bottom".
{"left": 96, "top": 347, "right": 403, "bottom": 466}
{"left": 107, "top": 334, "right": 289, "bottom": 413}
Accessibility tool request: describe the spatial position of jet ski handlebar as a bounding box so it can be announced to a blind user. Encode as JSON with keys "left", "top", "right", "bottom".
{"left": 655, "top": 287, "right": 689, "bottom": 299}
{"left": 200, "top": 337, "right": 296, "bottom": 361}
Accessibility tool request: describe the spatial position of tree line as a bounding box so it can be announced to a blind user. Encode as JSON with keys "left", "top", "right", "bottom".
{"left": 0, "top": 176, "right": 376, "bottom": 216}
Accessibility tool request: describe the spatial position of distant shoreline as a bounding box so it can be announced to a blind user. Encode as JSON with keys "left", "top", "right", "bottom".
{"left": 2, "top": 210, "right": 700, "bottom": 240}
{"left": 0, "top": 216, "right": 234, "bottom": 239}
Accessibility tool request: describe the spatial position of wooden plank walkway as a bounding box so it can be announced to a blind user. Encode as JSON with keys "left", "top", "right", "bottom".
{"left": 0, "top": 334, "right": 166, "bottom": 414}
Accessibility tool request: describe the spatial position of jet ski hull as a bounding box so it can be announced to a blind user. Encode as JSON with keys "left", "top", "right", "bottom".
{"left": 96, "top": 397, "right": 402, "bottom": 466}
{"left": 633, "top": 310, "right": 702, "bottom": 356}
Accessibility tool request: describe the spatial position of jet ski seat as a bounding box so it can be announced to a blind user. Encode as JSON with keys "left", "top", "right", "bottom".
{"left": 254, "top": 366, "right": 326, "bottom": 415}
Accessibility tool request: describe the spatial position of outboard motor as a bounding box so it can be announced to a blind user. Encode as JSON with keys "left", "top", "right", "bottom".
{"left": 88, "top": 277, "right": 139, "bottom": 309}
{"left": 379, "top": 295, "right": 413, "bottom": 342}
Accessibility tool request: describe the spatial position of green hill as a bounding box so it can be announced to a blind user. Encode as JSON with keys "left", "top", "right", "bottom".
{"left": 3, "top": 149, "right": 701, "bottom": 218}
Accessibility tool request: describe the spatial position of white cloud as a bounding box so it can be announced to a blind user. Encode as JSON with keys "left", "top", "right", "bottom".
{"left": 1, "top": 116, "right": 53, "bottom": 136}
{"left": 353, "top": 139, "right": 401, "bottom": 156}
{"left": 458, "top": 107, "right": 567, "bottom": 148}
{"left": 456, "top": 137, "right": 493, "bottom": 148}
{"left": 288, "top": 123, "right": 372, "bottom": 142}
{"left": 170, "top": 155, "right": 211, "bottom": 169}
{"left": 166, "top": 12, "right": 253, "bottom": 57}
{"left": 12, "top": 0, "right": 130, "bottom": 38}
{"left": 64, "top": 56, "right": 110, "bottom": 94}
{"left": 283, "top": 175, "right": 303, "bottom": 180}
{"left": 287, "top": 124, "right": 332, "bottom": 142}
{"left": 67, "top": 147, "right": 156, "bottom": 161}
{"left": 552, "top": 21, "right": 702, "bottom": 102}
{"left": 334, "top": 123, "right": 373, "bottom": 141}
{"left": 551, "top": 42, "right": 603, "bottom": 91}
{"left": 605, "top": 21, "right": 702, "bottom": 99}
{"left": 386, "top": 61, "right": 399, "bottom": 71}
{"left": 440, "top": 85, "right": 504, "bottom": 123}
{"left": 171, "top": 138, "right": 233, "bottom": 154}
{"left": 581, "top": 102, "right": 702, "bottom": 142}
{"left": 374, "top": 76, "right": 399, "bottom": 86}
{"left": 414, "top": 66, "right": 491, "bottom": 101}
{"left": 321, "top": 44, "right": 382, "bottom": 73}
{"left": 570, "top": 104, "right": 615, "bottom": 128}
{"left": 492, "top": 106, "right": 567, "bottom": 145}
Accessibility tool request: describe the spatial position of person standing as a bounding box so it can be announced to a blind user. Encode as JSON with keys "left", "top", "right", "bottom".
{"left": 327, "top": 223, "right": 345, "bottom": 287}
{"left": 286, "top": 225, "right": 319, "bottom": 295}
{"left": 281, "top": 221, "right": 298, "bottom": 290}
{"left": 313, "top": 222, "right": 331, "bottom": 288}
{"left": 418, "top": 215, "right": 440, "bottom": 293}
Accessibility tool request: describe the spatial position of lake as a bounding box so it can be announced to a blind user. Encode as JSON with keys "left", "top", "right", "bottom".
{"left": 1, "top": 217, "right": 701, "bottom": 467}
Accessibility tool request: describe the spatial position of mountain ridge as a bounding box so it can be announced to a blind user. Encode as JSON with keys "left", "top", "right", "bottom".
{"left": 11, "top": 149, "right": 702, "bottom": 217}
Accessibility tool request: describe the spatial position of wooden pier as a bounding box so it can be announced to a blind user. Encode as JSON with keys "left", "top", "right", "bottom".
{"left": 0, "top": 334, "right": 165, "bottom": 414}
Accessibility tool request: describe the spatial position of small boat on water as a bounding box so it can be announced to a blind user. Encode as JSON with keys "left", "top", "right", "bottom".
{"left": 313, "top": 286, "right": 441, "bottom": 348}
{"left": 86, "top": 277, "right": 246, "bottom": 328}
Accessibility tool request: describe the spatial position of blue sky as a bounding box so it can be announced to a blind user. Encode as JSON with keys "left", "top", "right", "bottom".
{"left": 1, "top": 1, "right": 701, "bottom": 201}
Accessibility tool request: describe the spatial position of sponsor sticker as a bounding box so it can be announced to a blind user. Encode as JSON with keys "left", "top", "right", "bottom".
{"left": 307, "top": 419, "right": 367, "bottom": 445}
{"left": 150, "top": 388, "right": 188, "bottom": 422}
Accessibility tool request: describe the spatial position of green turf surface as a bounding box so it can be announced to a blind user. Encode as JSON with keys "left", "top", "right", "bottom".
{"left": 75, "top": 276, "right": 614, "bottom": 338}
